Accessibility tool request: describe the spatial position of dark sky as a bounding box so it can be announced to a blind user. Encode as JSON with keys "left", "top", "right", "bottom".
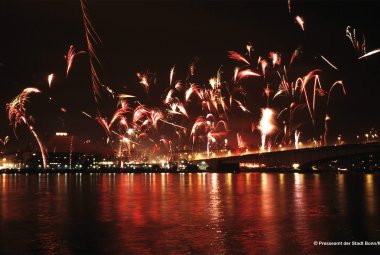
{"left": 0, "top": 0, "right": 380, "bottom": 150}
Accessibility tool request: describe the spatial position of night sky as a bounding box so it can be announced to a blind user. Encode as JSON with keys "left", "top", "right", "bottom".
{"left": 1, "top": 0, "right": 380, "bottom": 152}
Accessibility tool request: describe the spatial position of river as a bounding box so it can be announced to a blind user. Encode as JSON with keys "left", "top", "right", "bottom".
{"left": 1, "top": 173, "right": 379, "bottom": 254}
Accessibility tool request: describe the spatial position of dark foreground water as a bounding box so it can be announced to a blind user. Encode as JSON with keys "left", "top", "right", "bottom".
{"left": 1, "top": 173, "right": 380, "bottom": 254}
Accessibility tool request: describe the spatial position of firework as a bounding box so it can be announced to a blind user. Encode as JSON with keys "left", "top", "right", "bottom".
{"left": 320, "top": 55, "right": 339, "bottom": 70}
{"left": 65, "top": 45, "right": 85, "bottom": 76}
{"left": 294, "top": 130, "right": 301, "bottom": 149}
{"left": 170, "top": 65, "right": 175, "bottom": 85}
{"left": 191, "top": 116, "right": 207, "bottom": 145}
{"left": 260, "top": 59, "right": 268, "bottom": 78}
{"left": 327, "top": 81, "right": 346, "bottom": 106}
{"left": 228, "top": 51, "right": 250, "bottom": 65}
{"left": 246, "top": 43, "right": 253, "bottom": 57}
{"left": 323, "top": 114, "right": 330, "bottom": 145}
{"left": 133, "top": 105, "right": 150, "bottom": 125}
{"left": 80, "top": 0, "right": 103, "bottom": 103}
{"left": 269, "top": 52, "right": 281, "bottom": 66}
{"left": 206, "top": 132, "right": 215, "bottom": 157}
{"left": 346, "top": 25, "right": 366, "bottom": 56}
{"left": 7, "top": 88, "right": 47, "bottom": 169}
{"left": 233, "top": 67, "right": 240, "bottom": 83}
{"left": 5, "top": 2, "right": 358, "bottom": 164}
{"left": 169, "top": 101, "right": 188, "bottom": 118}
{"left": 290, "top": 47, "right": 301, "bottom": 66}
{"left": 234, "top": 99, "right": 251, "bottom": 113}
{"left": 150, "top": 110, "right": 164, "bottom": 129}
{"left": 164, "top": 89, "right": 175, "bottom": 104}
{"left": 81, "top": 111, "right": 92, "bottom": 118}
{"left": 137, "top": 71, "right": 155, "bottom": 93}
{"left": 48, "top": 73, "right": 54, "bottom": 87}
{"left": 236, "top": 133, "right": 246, "bottom": 150}
{"left": 237, "top": 69, "right": 261, "bottom": 80}
{"left": 96, "top": 116, "right": 111, "bottom": 141}
{"left": 174, "top": 81, "right": 183, "bottom": 91}
{"left": 296, "top": 69, "right": 321, "bottom": 126}
{"left": 258, "top": 108, "right": 276, "bottom": 151}
{"left": 358, "top": 48, "right": 380, "bottom": 59}
{"left": 110, "top": 105, "right": 131, "bottom": 128}
{"left": 295, "top": 16, "right": 305, "bottom": 31}
{"left": 118, "top": 94, "right": 136, "bottom": 99}
{"left": 0, "top": 136, "right": 9, "bottom": 147}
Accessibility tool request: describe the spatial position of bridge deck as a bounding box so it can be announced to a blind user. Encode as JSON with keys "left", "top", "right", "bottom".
{"left": 191, "top": 142, "right": 380, "bottom": 169}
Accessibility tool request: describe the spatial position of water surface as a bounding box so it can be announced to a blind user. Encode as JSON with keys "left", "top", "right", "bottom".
{"left": 1, "top": 173, "right": 380, "bottom": 254}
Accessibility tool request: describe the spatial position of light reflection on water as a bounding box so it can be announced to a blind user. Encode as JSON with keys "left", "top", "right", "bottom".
{"left": 0, "top": 173, "right": 380, "bottom": 254}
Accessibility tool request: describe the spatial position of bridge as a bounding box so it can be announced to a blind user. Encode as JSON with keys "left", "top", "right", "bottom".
{"left": 191, "top": 142, "right": 380, "bottom": 170}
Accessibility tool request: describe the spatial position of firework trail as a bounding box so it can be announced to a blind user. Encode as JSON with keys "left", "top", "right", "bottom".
{"left": 185, "top": 84, "right": 201, "bottom": 101}
{"left": 168, "top": 100, "right": 189, "bottom": 118}
{"left": 7, "top": 88, "right": 47, "bottom": 169}
{"left": 187, "top": 57, "right": 199, "bottom": 79}
{"left": 237, "top": 133, "right": 247, "bottom": 149}
{"left": 228, "top": 51, "right": 250, "bottom": 65}
{"left": 288, "top": 0, "right": 291, "bottom": 13}
{"left": 269, "top": 52, "right": 281, "bottom": 67}
{"left": 137, "top": 71, "right": 155, "bottom": 93}
{"left": 80, "top": 0, "right": 103, "bottom": 103}
{"left": 234, "top": 99, "right": 251, "bottom": 113}
{"left": 81, "top": 111, "right": 92, "bottom": 118}
{"left": 191, "top": 116, "right": 207, "bottom": 145}
{"left": 258, "top": 108, "right": 276, "bottom": 151}
{"left": 327, "top": 81, "right": 346, "bottom": 106}
{"left": 48, "top": 73, "right": 54, "bottom": 87}
{"left": 174, "top": 81, "right": 183, "bottom": 91}
{"left": 290, "top": 47, "right": 301, "bottom": 66}
{"left": 323, "top": 114, "right": 330, "bottom": 145}
{"left": 164, "top": 89, "right": 175, "bottom": 104}
{"left": 358, "top": 48, "right": 380, "bottom": 59}
{"left": 118, "top": 94, "right": 136, "bottom": 99}
{"left": 65, "top": 45, "right": 85, "bottom": 76}
{"left": 295, "top": 69, "right": 321, "bottom": 126}
{"left": 170, "top": 65, "right": 175, "bottom": 85}
{"left": 320, "top": 55, "right": 339, "bottom": 70}
{"left": 260, "top": 59, "right": 268, "bottom": 78}
{"left": 133, "top": 105, "right": 150, "bottom": 125}
{"left": 237, "top": 69, "right": 261, "bottom": 80}
{"left": 233, "top": 67, "right": 240, "bottom": 83}
{"left": 209, "top": 77, "right": 216, "bottom": 90}
{"left": 264, "top": 84, "right": 273, "bottom": 106}
{"left": 150, "top": 110, "right": 164, "bottom": 129}
{"left": 294, "top": 130, "right": 300, "bottom": 149}
{"left": 96, "top": 116, "right": 111, "bottom": 142}
{"left": 311, "top": 75, "right": 322, "bottom": 115}
{"left": 207, "top": 132, "right": 216, "bottom": 157}
{"left": 0, "top": 136, "right": 9, "bottom": 151}
{"left": 295, "top": 16, "right": 305, "bottom": 31}
{"left": 109, "top": 103, "right": 131, "bottom": 128}
{"left": 246, "top": 43, "right": 253, "bottom": 57}
{"left": 346, "top": 26, "right": 366, "bottom": 56}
